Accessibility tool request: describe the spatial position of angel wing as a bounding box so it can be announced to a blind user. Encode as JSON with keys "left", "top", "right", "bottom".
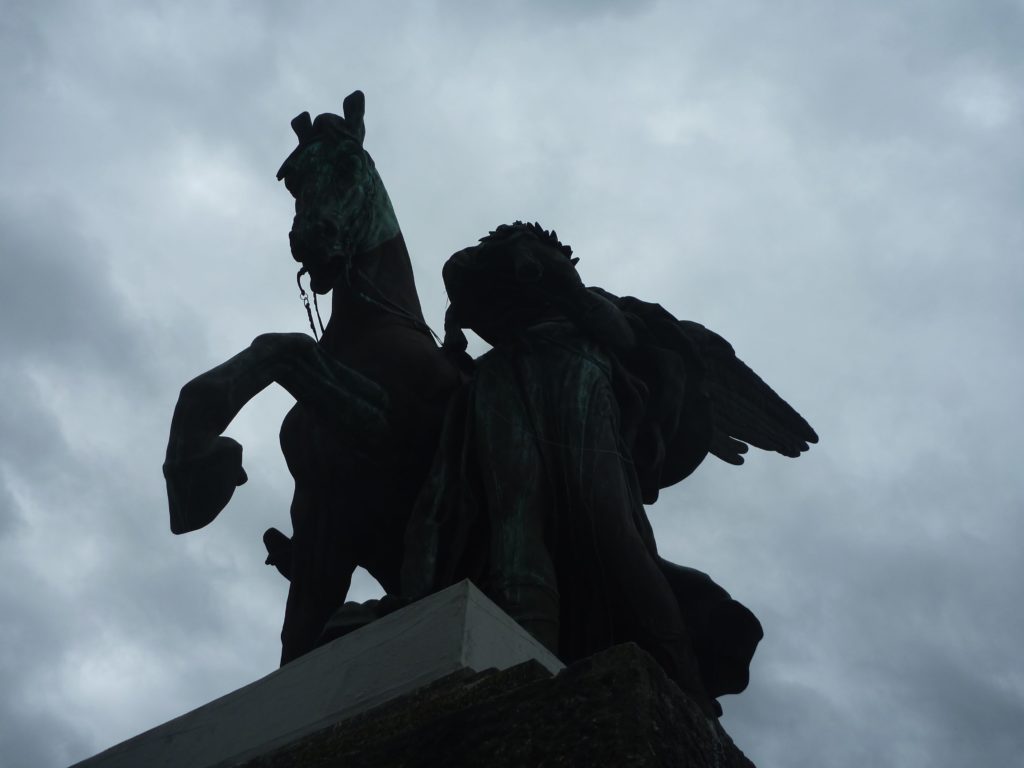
{"left": 598, "top": 291, "right": 818, "bottom": 469}
{"left": 674, "top": 319, "right": 818, "bottom": 465}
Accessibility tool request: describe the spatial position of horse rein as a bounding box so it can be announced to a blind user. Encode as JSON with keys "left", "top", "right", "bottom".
{"left": 296, "top": 267, "right": 325, "bottom": 340}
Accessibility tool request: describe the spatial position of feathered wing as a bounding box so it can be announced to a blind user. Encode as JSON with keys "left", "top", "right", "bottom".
{"left": 674, "top": 320, "right": 818, "bottom": 465}
{"left": 596, "top": 290, "right": 818, "bottom": 472}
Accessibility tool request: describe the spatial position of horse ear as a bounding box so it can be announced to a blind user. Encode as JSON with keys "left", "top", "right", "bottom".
{"left": 291, "top": 112, "right": 313, "bottom": 141}
{"left": 343, "top": 90, "right": 366, "bottom": 144}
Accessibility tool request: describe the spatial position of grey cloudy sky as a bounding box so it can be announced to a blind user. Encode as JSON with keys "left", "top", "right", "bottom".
{"left": 1, "top": 1, "right": 1021, "bottom": 766}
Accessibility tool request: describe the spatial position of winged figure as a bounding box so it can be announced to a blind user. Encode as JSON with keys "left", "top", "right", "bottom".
{"left": 398, "top": 221, "right": 817, "bottom": 717}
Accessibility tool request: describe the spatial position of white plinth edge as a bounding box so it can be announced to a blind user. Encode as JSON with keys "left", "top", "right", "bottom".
{"left": 71, "top": 580, "right": 563, "bottom": 768}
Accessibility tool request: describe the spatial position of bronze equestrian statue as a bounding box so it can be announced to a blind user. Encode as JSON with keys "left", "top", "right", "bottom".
{"left": 163, "top": 92, "right": 817, "bottom": 717}
{"left": 163, "top": 91, "right": 461, "bottom": 664}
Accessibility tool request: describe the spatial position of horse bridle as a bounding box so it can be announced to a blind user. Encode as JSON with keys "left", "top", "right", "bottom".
{"left": 293, "top": 155, "right": 439, "bottom": 345}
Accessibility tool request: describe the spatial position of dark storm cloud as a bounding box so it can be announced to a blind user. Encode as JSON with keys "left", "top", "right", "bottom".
{"left": 0, "top": 194, "right": 219, "bottom": 763}
{"left": 0, "top": 392, "right": 291, "bottom": 766}
{"left": 0, "top": 200, "right": 147, "bottom": 371}
{"left": 459, "top": 0, "right": 657, "bottom": 23}
{"left": 0, "top": 169, "right": 289, "bottom": 765}
{"left": 0, "top": 375, "right": 69, "bottom": 534}
{"left": 1, "top": 2, "right": 1022, "bottom": 767}
{"left": 664, "top": 399, "right": 1024, "bottom": 768}
{"left": 0, "top": 194, "right": 151, "bottom": 542}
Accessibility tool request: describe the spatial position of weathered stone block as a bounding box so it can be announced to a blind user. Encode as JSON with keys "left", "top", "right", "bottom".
{"left": 243, "top": 643, "right": 756, "bottom": 768}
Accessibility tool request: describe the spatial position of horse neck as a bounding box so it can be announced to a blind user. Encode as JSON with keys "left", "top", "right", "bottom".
{"left": 321, "top": 231, "right": 429, "bottom": 349}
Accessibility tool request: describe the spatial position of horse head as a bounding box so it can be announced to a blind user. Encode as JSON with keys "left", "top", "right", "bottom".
{"left": 277, "top": 91, "right": 400, "bottom": 295}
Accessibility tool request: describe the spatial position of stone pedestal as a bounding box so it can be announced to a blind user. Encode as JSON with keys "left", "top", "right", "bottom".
{"left": 71, "top": 581, "right": 562, "bottom": 768}
{"left": 72, "top": 580, "right": 756, "bottom": 767}
{"left": 240, "top": 643, "right": 756, "bottom": 768}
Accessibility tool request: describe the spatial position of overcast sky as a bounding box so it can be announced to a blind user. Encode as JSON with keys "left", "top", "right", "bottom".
{"left": 1, "top": 2, "right": 1022, "bottom": 766}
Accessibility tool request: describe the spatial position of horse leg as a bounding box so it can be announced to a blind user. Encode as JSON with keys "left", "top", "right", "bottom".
{"left": 164, "top": 332, "right": 389, "bottom": 535}
{"left": 278, "top": 402, "right": 364, "bottom": 665}
{"left": 353, "top": 499, "right": 406, "bottom": 597}
{"left": 278, "top": 480, "right": 357, "bottom": 665}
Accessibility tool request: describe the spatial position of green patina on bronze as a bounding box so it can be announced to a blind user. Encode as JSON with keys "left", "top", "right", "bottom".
{"left": 280, "top": 134, "right": 399, "bottom": 253}
{"left": 400, "top": 221, "right": 818, "bottom": 715}
{"left": 164, "top": 91, "right": 462, "bottom": 668}
{"left": 164, "top": 91, "right": 819, "bottom": 720}
{"left": 277, "top": 92, "right": 400, "bottom": 294}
